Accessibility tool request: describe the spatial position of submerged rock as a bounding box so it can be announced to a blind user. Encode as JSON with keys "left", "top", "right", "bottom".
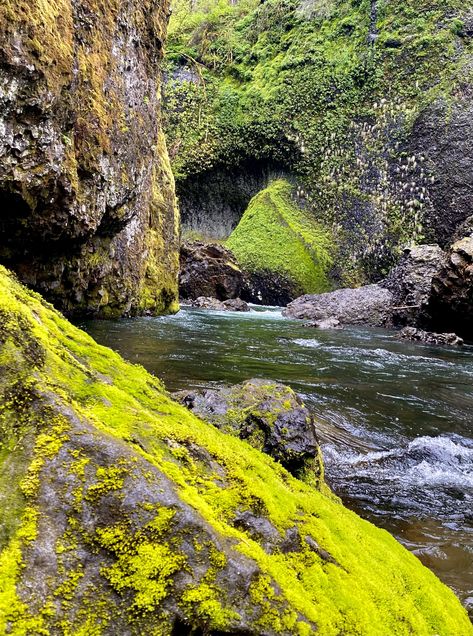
{"left": 1, "top": 265, "right": 471, "bottom": 634}
{"left": 0, "top": 0, "right": 179, "bottom": 317}
{"left": 284, "top": 284, "right": 393, "bottom": 327}
{"left": 399, "top": 327, "right": 464, "bottom": 347}
{"left": 175, "top": 379, "right": 323, "bottom": 483}
{"left": 179, "top": 241, "right": 246, "bottom": 301}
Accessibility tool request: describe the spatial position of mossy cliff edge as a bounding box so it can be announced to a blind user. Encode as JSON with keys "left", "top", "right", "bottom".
{"left": 0, "top": 266, "right": 471, "bottom": 635}
{"left": 165, "top": 0, "right": 473, "bottom": 284}
{"left": 0, "top": 0, "right": 179, "bottom": 317}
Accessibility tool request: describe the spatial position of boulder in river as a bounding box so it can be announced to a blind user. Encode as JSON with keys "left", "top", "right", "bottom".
{"left": 175, "top": 379, "right": 323, "bottom": 484}
{"left": 190, "top": 296, "right": 251, "bottom": 311}
{"left": 283, "top": 284, "right": 394, "bottom": 327}
{"left": 1, "top": 265, "right": 472, "bottom": 634}
{"left": 179, "top": 240, "right": 246, "bottom": 300}
{"left": 399, "top": 327, "right": 464, "bottom": 347}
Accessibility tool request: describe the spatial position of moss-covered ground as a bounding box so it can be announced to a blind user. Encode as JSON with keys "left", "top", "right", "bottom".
{"left": 227, "top": 180, "right": 333, "bottom": 295}
{"left": 0, "top": 265, "right": 472, "bottom": 634}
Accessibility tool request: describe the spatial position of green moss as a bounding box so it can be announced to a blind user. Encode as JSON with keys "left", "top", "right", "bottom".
{"left": 0, "top": 265, "right": 471, "bottom": 634}
{"left": 227, "top": 180, "right": 333, "bottom": 294}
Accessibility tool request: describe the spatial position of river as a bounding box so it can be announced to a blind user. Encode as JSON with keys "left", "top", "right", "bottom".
{"left": 81, "top": 306, "right": 473, "bottom": 614}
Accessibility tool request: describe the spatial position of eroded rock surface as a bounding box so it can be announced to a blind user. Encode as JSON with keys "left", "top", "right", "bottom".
{"left": 0, "top": 0, "right": 179, "bottom": 317}
{"left": 399, "top": 327, "right": 463, "bottom": 347}
{"left": 284, "top": 284, "right": 393, "bottom": 327}
{"left": 179, "top": 241, "right": 245, "bottom": 301}
{"left": 175, "top": 379, "right": 323, "bottom": 482}
{"left": 428, "top": 237, "right": 473, "bottom": 338}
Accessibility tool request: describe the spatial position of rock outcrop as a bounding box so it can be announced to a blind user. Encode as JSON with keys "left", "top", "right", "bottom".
{"left": 175, "top": 379, "right": 323, "bottom": 483}
{"left": 0, "top": 0, "right": 179, "bottom": 317}
{"left": 382, "top": 244, "right": 445, "bottom": 327}
{"left": 428, "top": 236, "right": 473, "bottom": 338}
{"left": 2, "top": 265, "right": 472, "bottom": 634}
{"left": 284, "top": 284, "right": 394, "bottom": 327}
{"left": 189, "top": 296, "right": 250, "bottom": 311}
{"left": 179, "top": 241, "right": 245, "bottom": 301}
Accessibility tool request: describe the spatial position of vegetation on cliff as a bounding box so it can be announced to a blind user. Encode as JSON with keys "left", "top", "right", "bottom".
{"left": 0, "top": 265, "right": 472, "bottom": 634}
{"left": 165, "top": 0, "right": 473, "bottom": 283}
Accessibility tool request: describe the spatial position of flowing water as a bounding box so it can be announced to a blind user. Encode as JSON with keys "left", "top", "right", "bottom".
{"left": 82, "top": 306, "right": 473, "bottom": 613}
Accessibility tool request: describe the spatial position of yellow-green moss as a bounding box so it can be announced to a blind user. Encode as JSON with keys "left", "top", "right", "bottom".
{"left": 227, "top": 180, "right": 334, "bottom": 295}
{"left": 0, "top": 266, "right": 471, "bottom": 635}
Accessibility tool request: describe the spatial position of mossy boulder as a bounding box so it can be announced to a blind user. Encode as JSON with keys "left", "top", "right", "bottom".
{"left": 227, "top": 180, "right": 334, "bottom": 304}
{"left": 0, "top": 265, "right": 472, "bottom": 635}
{"left": 174, "top": 379, "right": 324, "bottom": 485}
{"left": 0, "top": 0, "right": 179, "bottom": 317}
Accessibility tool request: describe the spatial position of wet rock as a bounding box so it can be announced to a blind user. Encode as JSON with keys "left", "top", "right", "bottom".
{"left": 0, "top": 0, "right": 179, "bottom": 317}
{"left": 284, "top": 284, "right": 393, "bottom": 327}
{"left": 174, "top": 379, "right": 323, "bottom": 483}
{"left": 303, "top": 317, "right": 342, "bottom": 330}
{"left": 428, "top": 236, "right": 473, "bottom": 338}
{"left": 179, "top": 241, "right": 246, "bottom": 301}
{"left": 189, "top": 296, "right": 250, "bottom": 311}
{"left": 399, "top": 327, "right": 463, "bottom": 347}
{"left": 382, "top": 245, "right": 445, "bottom": 327}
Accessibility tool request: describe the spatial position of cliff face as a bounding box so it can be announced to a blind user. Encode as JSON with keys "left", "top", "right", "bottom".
{"left": 0, "top": 0, "right": 179, "bottom": 317}
{"left": 1, "top": 265, "right": 472, "bottom": 635}
{"left": 164, "top": 0, "right": 473, "bottom": 285}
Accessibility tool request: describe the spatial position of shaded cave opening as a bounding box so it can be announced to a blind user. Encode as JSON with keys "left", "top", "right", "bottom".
{"left": 0, "top": 190, "right": 34, "bottom": 265}
{"left": 178, "top": 160, "right": 290, "bottom": 241}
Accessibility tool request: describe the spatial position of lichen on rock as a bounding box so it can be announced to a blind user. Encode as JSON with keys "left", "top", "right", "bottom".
{"left": 0, "top": 265, "right": 472, "bottom": 634}
{"left": 0, "top": 0, "right": 179, "bottom": 317}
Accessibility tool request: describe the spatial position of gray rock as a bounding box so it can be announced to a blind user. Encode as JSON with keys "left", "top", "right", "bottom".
{"left": 175, "top": 379, "right": 324, "bottom": 484}
{"left": 399, "top": 327, "right": 463, "bottom": 347}
{"left": 303, "top": 317, "right": 343, "bottom": 330}
{"left": 382, "top": 244, "right": 445, "bottom": 326}
{"left": 190, "top": 296, "right": 250, "bottom": 311}
{"left": 283, "top": 284, "right": 393, "bottom": 327}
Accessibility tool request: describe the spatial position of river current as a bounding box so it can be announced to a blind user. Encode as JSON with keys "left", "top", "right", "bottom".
{"left": 82, "top": 306, "right": 473, "bottom": 613}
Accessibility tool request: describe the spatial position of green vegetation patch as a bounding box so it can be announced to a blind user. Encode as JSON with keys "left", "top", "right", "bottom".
{"left": 227, "top": 180, "right": 334, "bottom": 294}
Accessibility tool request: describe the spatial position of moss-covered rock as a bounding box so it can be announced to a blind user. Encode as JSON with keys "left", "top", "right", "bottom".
{"left": 0, "top": 0, "right": 179, "bottom": 317}
{"left": 0, "top": 265, "right": 472, "bottom": 635}
{"left": 227, "top": 180, "right": 333, "bottom": 302}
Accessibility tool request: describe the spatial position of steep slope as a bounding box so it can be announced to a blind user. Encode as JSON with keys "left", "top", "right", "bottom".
{"left": 0, "top": 0, "right": 179, "bottom": 317}
{"left": 165, "top": 0, "right": 473, "bottom": 284}
{"left": 1, "top": 265, "right": 472, "bottom": 634}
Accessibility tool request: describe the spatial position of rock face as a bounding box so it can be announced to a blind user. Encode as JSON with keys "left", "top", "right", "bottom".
{"left": 179, "top": 241, "right": 245, "bottom": 301}
{"left": 2, "top": 265, "right": 471, "bottom": 634}
{"left": 399, "top": 327, "right": 463, "bottom": 347}
{"left": 175, "top": 379, "right": 323, "bottom": 483}
{"left": 0, "top": 0, "right": 179, "bottom": 317}
{"left": 284, "top": 284, "right": 394, "bottom": 327}
{"left": 382, "top": 245, "right": 445, "bottom": 327}
{"left": 428, "top": 237, "right": 473, "bottom": 338}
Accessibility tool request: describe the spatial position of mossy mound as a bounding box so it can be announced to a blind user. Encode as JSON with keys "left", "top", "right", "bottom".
{"left": 226, "top": 180, "right": 333, "bottom": 299}
{"left": 0, "top": 266, "right": 472, "bottom": 635}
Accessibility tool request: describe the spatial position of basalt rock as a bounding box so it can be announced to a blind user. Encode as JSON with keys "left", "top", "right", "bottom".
{"left": 382, "top": 245, "right": 445, "bottom": 327}
{"left": 399, "top": 327, "right": 463, "bottom": 347}
{"left": 179, "top": 241, "right": 246, "bottom": 301}
{"left": 174, "top": 379, "right": 323, "bottom": 483}
{"left": 0, "top": 0, "right": 179, "bottom": 317}
{"left": 284, "top": 284, "right": 394, "bottom": 327}
{"left": 1, "top": 266, "right": 472, "bottom": 635}
{"left": 428, "top": 236, "right": 473, "bottom": 339}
